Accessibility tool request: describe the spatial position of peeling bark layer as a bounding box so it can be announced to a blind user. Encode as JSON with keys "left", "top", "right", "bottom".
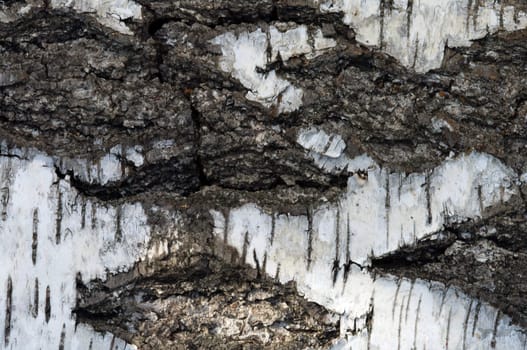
{"left": 2, "top": 0, "right": 527, "bottom": 349}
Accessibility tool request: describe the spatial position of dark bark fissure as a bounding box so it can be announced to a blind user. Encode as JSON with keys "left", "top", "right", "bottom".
{"left": 74, "top": 256, "right": 340, "bottom": 349}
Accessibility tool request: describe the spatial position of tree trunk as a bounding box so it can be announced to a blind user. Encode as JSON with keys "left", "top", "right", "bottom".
{"left": 2, "top": 0, "right": 527, "bottom": 349}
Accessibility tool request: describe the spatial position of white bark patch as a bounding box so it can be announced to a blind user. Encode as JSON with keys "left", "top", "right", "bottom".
{"left": 297, "top": 127, "right": 377, "bottom": 173}
{"left": 270, "top": 26, "right": 312, "bottom": 62}
{"left": 55, "top": 144, "right": 145, "bottom": 186}
{"left": 211, "top": 25, "right": 336, "bottom": 113}
{"left": 211, "top": 151, "right": 516, "bottom": 266}
{"left": 125, "top": 145, "right": 145, "bottom": 167}
{"left": 50, "top": 0, "right": 142, "bottom": 34}
{"left": 310, "top": 29, "right": 340, "bottom": 58}
{"left": 210, "top": 151, "right": 522, "bottom": 348}
{"left": 320, "top": 0, "right": 527, "bottom": 72}
{"left": 298, "top": 129, "right": 517, "bottom": 263}
{"left": 0, "top": 151, "right": 152, "bottom": 349}
{"left": 297, "top": 127, "right": 347, "bottom": 158}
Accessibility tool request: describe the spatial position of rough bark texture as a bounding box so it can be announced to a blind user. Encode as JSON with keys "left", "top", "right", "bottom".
{"left": 2, "top": 0, "right": 527, "bottom": 349}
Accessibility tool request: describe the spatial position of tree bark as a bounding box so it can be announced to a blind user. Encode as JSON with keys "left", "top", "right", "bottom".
{"left": 2, "top": 0, "right": 527, "bottom": 349}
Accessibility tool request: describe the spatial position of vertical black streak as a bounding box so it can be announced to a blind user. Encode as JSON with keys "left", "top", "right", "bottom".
{"left": 446, "top": 308, "right": 452, "bottom": 350}
{"left": 1, "top": 159, "right": 11, "bottom": 222}
{"left": 96, "top": 160, "right": 102, "bottom": 185}
{"left": 265, "top": 29, "right": 273, "bottom": 63}
{"left": 55, "top": 189, "right": 63, "bottom": 244}
{"left": 270, "top": 214, "right": 276, "bottom": 246}
{"left": 332, "top": 206, "right": 340, "bottom": 285}
{"left": 477, "top": 185, "right": 483, "bottom": 215}
{"left": 91, "top": 203, "right": 97, "bottom": 230}
{"left": 120, "top": 150, "right": 126, "bottom": 179}
{"left": 397, "top": 296, "right": 406, "bottom": 350}
{"left": 392, "top": 278, "right": 402, "bottom": 320}
{"left": 45, "top": 285, "right": 51, "bottom": 323}
{"left": 413, "top": 296, "right": 422, "bottom": 349}
{"left": 223, "top": 211, "right": 230, "bottom": 256}
{"left": 115, "top": 205, "right": 122, "bottom": 242}
{"left": 322, "top": 134, "right": 336, "bottom": 155}
{"left": 253, "top": 249, "right": 261, "bottom": 279}
{"left": 439, "top": 288, "right": 448, "bottom": 317}
{"left": 109, "top": 334, "right": 116, "bottom": 350}
{"left": 0, "top": 187, "right": 8, "bottom": 221}
{"left": 405, "top": 280, "right": 414, "bottom": 322}
{"left": 491, "top": 310, "right": 500, "bottom": 348}
{"left": 379, "top": 0, "right": 386, "bottom": 50}
{"left": 343, "top": 213, "right": 352, "bottom": 284}
{"left": 241, "top": 231, "right": 249, "bottom": 264}
{"left": 262, "top": 252, "right": 267, "bottom": 275}
{"left": 32, "top": 278, "right": 39, "bottom": 318}
{"left": 4, "top": 276, "right": 12, "bottom": 346}
{"left": 32, "top": 208, "right": 38, "bottom": 265}
{"left": 81, "top": 198, "right": 86, "bottom": 229}
{"left": 366, "top": 290, "right": 375, "bottom": 350}
{"left": 462, "top": 300, "right": 474, "bottom": 350}
{"left": 306, "top": 207, "right": 313, "bottom": 270}
{"left": 472, "top": 302, "right": 481, "bottom": 336}
{"left": 58, "top": 323, "right": 66, "bottom": 350}
{"left": 406, "top": 0, "right": 413, "bottom": 38}
{"left": 412, "top": 36, "right": 420, "bottom": 69}
{"left": 425, "top": 171, "right": 432, "bottom": 225}
{"left": 398, "top": 173, "right": 403, "bottom": 201}
{"left": 385, "top": 173, "right": 390, "bottom": 249}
